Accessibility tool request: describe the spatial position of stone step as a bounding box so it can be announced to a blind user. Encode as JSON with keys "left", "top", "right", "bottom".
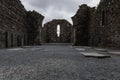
{"left": 81, "top": 52, "right": 111, "bottom": 58}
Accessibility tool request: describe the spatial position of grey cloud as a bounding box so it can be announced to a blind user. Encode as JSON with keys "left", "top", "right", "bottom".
{"left": 20, "top": 0, "right": 100, "bottom": 24}
{"left": 26, "top": 0, "right": 93, "bottom": 12}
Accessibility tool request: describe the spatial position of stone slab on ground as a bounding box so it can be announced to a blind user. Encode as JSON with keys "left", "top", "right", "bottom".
{"left": 94, "top": 48, "right": 108, "bottom": 52}
{"left": 81, "top": 52, "right": 111, "bottom": 58}
{"left": 72, "top": 46, "right": 92, "bottom": 49}
{"left": 75, "top": 48, "right": 86, "bottom": 51}
{"left": 1, "top": 44, "right": 120, "bottom": 80}
{"left": 7, "top": 48, "right": 23, "bottom": 51}
{"left": 109, "top": 51, "right": 120, "bottom": 55}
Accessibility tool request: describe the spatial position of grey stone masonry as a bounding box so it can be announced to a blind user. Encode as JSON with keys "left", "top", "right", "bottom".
{"left": 72, "top": 0, "right": 120, "bottom": 49}
{"left": 0, "top": 0, "right": 44, "bottom": 48}
{"left": 43, "top": 19, "right": 73, "bottom": 43}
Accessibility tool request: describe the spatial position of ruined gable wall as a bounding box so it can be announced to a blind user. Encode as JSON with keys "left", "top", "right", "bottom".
{"left": 43, "top": 19, "right": 72, "bottom": 43}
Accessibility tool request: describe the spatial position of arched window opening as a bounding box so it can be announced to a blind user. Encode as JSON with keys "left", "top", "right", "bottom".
{"left": 57, "top": 24, "right": 60, "bottom": 37}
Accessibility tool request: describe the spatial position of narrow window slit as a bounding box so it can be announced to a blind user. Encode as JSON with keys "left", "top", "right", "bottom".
{"left": 57, "top": 25, "right": 60, "bottom": 37}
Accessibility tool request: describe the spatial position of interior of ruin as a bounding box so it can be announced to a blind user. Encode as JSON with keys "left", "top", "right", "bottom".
{"left": 0, "top": 0, "right": 120, "bottom": 49}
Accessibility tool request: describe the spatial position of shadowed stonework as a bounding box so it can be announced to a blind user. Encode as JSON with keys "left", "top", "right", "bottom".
{"left": 0, "top": 0, "right": 44, "bottom": 48}
{"left": 72, "top": 0, "right": 120, "bottom": 49}
{"left": 89, "top": 0, "right": 120, "bottom": 49}
{"left": 43, "top": 19, "right": 73, "bottom": 43}
{"left": 72, "top": 4, "right": 90, "bottom": 46}
{"left": 26, "top": 11, "right": 44, "bottom": 45}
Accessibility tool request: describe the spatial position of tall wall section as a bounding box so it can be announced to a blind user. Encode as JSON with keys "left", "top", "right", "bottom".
{"left": 72, "top": 0, "right": 120, "bottom": 49}
{"left": 89, "top": 0, "right": 120, "bottom": 48}
{"left": 0, "top": 0, "right": 27, "bottom": 48}
{"left": 72, "top": 4, "right": 91, "bottom": 46}
{"left": 26, "top": 11, "right": 44, "bottom": 45}
{"left": 0, "top": 0, "right": 44, "bottom": 48}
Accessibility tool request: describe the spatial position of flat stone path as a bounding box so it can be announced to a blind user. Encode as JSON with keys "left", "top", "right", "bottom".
{"left": 0, "top": 44, "right": 120, "bottom": 80}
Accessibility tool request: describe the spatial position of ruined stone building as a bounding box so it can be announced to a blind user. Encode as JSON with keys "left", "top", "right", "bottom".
{"left": 72, "top": 0, "right": 120, "bottom": 49}
{"left": 0, "top": 0, "right": 44, "bottom": 48}
{"left": 43, "top": 19, "right": 73, "bottom": 43}
{"left": 1, "top": 0, "right": 120, "bottom": 49}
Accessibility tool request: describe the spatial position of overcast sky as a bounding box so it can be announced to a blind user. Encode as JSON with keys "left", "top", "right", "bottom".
{"left": 20, "top": 0, "right": 100, "bottom": 24}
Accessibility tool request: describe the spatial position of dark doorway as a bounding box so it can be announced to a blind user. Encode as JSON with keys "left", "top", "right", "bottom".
{"left": 11, "top": 33, "right": 14, "bottom": 47}
{"left": 24, "top": 35, "right": 26, "bottom": 45}
{"left": 5, "top": 32, "right": 8, "bottom": 48}
{"left": 17, "top": 36, "right": 21, "bottom": 46}
{"left": 102, "top": 10, "right": 105, "bottom": 26}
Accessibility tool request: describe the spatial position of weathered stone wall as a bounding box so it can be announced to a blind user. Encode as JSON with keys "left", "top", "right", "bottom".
{"left": 71, "top": 4, "right": 91, "bottom": 46}
{"left": 89, "top": 0, "right": 120, "bottom": 48}
{"left": 26, "top": 11, "right": 44, "bottom": 45}
{"left": 43, "top": 19, "right": 72, "bottom": 43}
{"left": 0, "top": 0, "right": 27, "bottom": 48}
{"left": 0, "top": 0, "right": 44, "bottom": 48}
{"left": 2, "top": 0, "right": 120, "bottom": 49}
{"left": 72, "top": 0, "right": 120, "bottom": 49}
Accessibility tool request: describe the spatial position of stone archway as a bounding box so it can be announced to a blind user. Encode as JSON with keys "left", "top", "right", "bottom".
{"left": 43, "top": 19, "right": 72, "bottom": 43}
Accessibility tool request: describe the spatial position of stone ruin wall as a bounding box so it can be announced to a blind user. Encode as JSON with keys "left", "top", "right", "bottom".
{"left": 26, "top": 11, "right": 44, "bottom": 45}
{"left": 72, "top": 0, "right": 120, "bottom": 49}
{"left": 89, "top": 0, "right": 120, "bottom": 48}
{"left": 0, "top": 0, "right": 44, "bottom": 48}
{"left": 0, "top": 0, "right": 27, "bottom": 48}
{"left": 72, "top": 4, "right": 90, "bottom": 46}
{"left": 43, "top": 19, "right": 73, "bottom": 43}
{"left": 1, "top": 0, "right": 120, "bottom": 49}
